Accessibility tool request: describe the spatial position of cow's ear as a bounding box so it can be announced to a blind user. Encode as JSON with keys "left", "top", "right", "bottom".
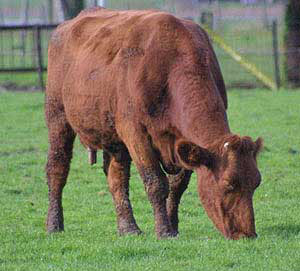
{"left": 175, "top": 141, "right": 215, "bottom": 170}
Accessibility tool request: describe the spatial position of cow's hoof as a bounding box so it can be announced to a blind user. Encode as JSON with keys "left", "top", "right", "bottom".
{"left": 118, "top": 221, "right": 143, "bottom": 236}
{"left": 119, "top": 228, "right": 143, "bottom": 236}
{"left": 171, "top": 230, "right": 179, "bottom": 237}
{"left": 157, "top": 229, "right": 178, "bottom": 239}
{"left": 46, "top": 218, "right": 64, "bottom": 233}
{"left": 46, "top": 224, "right": 64, "bottom": 233}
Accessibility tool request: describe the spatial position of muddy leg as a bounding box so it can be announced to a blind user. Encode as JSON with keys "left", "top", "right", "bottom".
{"left": 167, "top": 169, "right": 192, "bottom": 235}
{"left": 103, "top": 150, "right": 142, "bottom": 235}
{"left": 123, "top": 128, "right": 175, "bottom": 239}
{"left": 139, "top": 165, "right": 174, "bottom": 238}
{"left": 45, "top": 100, "right": 76, "bottom": 233}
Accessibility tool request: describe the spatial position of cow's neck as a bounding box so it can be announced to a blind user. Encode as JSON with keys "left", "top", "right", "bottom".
{"left": 170, "top": 82, "right": 231, "bottom": 148}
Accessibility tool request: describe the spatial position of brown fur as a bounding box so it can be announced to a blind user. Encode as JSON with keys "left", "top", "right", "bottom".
{"left": 45, "top": 8, "right": 262, "bottom": 239}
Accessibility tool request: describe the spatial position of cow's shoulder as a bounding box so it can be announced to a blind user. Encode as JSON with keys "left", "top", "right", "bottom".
{"left": 49, "top": 20, "right": 72, "bottom": 49}
{"left": 180, "top": 20, "right": 228, "bottom": 110}
{"left": 143, "top": 11, "right": 187, "bottom": 35}
{"left": 49, "top": 8, "right": 107, "bottom": 47}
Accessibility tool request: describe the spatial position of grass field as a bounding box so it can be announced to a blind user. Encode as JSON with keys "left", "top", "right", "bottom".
{"left": 0, "top": 88, "right": 300, "bottom": 270}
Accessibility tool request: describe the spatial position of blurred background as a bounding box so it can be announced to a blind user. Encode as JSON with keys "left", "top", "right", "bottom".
{"left": 0, "top": 0, "right": 299, "bottom": 91}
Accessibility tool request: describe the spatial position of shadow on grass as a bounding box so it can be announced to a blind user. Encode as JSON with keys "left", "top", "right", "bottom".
{"left": 262, "top": 224, "right": 300, "bottom": 239}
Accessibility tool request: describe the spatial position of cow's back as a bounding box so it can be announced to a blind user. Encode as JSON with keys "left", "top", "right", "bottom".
{"left": 47, "top": 7, "right": 200, "bottom": 99}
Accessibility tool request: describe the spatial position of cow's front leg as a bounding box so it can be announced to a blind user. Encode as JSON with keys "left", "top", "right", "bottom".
{"left": 139, "top": 165, "right": 175, "bottom": 238}
{"left": 123, "top": 128, "right": 175, "bottom": 239}
{"left": 103, "top": 150, "right": 142, "bottom": 235}
{"left": 167, "top": 169, "right": 193, "bottom": 235}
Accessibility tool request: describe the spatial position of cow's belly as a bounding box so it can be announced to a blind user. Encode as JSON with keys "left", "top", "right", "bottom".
{"left": 63, "top": 92, "right": 119, "bottom": 150}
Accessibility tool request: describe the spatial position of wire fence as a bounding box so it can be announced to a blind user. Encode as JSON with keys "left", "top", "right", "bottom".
{"left": 0, "top": 0, "right": 294, "bottom": 90}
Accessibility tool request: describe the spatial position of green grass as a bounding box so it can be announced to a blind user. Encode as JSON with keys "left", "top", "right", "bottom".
{"left": 0, "top": 72, "right": 46, "bottom": 88}
{"left": 0, "top": 88, "right": 300, "bottom": 270}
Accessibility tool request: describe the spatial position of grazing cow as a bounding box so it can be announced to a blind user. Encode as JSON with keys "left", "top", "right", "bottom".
{"left": 45, "top": 7, "right": 263, "bottom": 240}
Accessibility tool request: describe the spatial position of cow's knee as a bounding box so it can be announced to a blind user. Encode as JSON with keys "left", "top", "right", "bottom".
{"left": 140, "top": 167, "right": 169, "bottom": 204}
{"left": 138, "top": 166, "right": 176, "bottom": 238}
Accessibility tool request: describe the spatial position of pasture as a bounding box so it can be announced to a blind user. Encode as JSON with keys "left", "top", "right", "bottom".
{"left": 0, "top": 88, "right": 300, "bottom": 270}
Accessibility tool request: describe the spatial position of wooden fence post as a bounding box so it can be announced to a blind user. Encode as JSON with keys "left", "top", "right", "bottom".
{"left": 272, "top": 20, "right": 281, "bottom": 90}
{"left": 35, "top": 26, "right": 44, "bottom": 91}
{"left": 201, "top": 11, "right": 214, "bottom": 30}
{"left": 48, "top": 0, "right": 54, "bottom": 23}
{"left": 0, "top": 9, "right": 4, "bottom": 24}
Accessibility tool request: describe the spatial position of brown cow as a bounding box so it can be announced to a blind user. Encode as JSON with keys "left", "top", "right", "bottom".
{"left": 45, "top": 7, "right": 263, "bottom": 240}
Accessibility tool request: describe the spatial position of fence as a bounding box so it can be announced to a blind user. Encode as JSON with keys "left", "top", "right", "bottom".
{"left": 0, "top": 0, "right": 293, "bottom": 90}
{"left": 0, "top": 24, "right": 57, "bottom": 90}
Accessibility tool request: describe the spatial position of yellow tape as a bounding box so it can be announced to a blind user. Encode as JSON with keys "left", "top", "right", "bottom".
{"left": 202, "top": 25, "right": 277, "bottom": 90}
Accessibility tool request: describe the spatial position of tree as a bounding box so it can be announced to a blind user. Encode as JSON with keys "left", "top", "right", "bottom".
{"left": 284, "top": 0, "right": 300, "bottom": 87}
{"left": 60, "top": 0, "right": 85, "bottom": 20}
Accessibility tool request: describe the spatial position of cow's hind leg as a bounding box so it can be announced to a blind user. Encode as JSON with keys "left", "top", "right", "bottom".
{"left": 45, "top": 98, "right": 76, "bottom": 233}
{"left": 103, "top": 150, "right": 142, "bottom": 235}
{"left": 167, "top": 169, "right": 192, "bottom": 235}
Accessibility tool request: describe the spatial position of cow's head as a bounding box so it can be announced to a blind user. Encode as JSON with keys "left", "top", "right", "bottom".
{"left": 175, "top": 134, "right": 263, "bottom": 240}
